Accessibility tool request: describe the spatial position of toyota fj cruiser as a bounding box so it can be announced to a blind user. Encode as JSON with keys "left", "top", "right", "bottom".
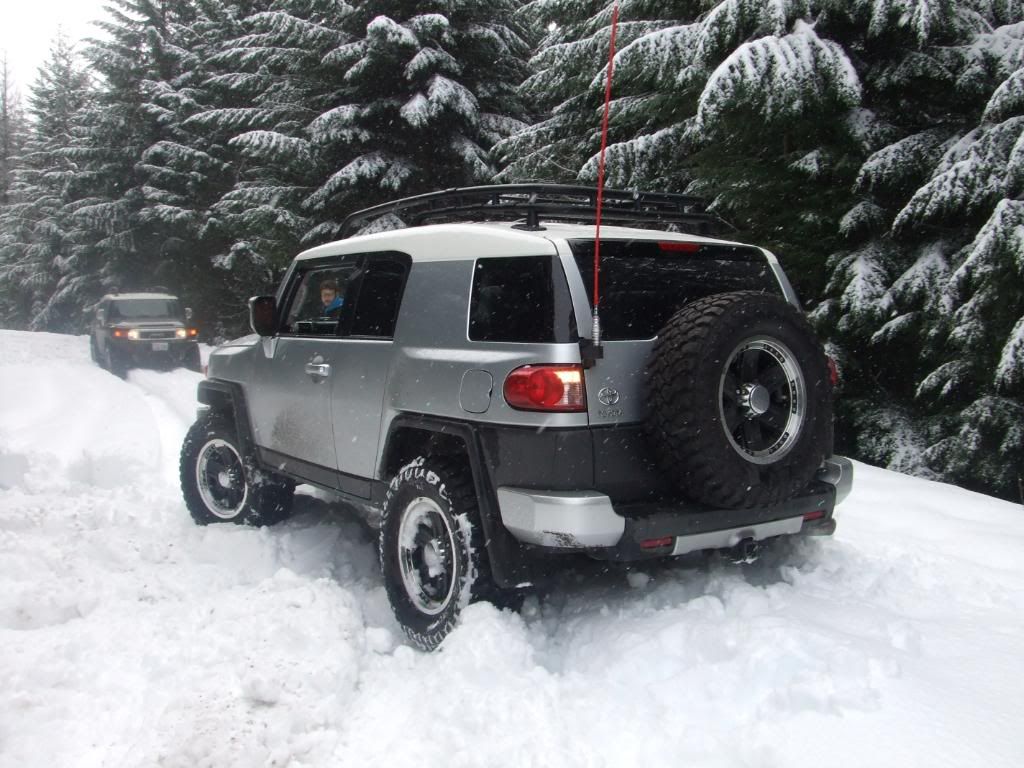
{"left": 179, "top": 185, "right": 853, "bottom": 650}
{"left": 90, "top": 292, "right": 201, "bottom": 377}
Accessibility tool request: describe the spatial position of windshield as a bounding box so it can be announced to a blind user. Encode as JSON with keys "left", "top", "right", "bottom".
{"left": 108, "top": 298, "right": 182, "bottom": 321}
{"left": 569, "top": 239, "right": 782, "bottom": 340}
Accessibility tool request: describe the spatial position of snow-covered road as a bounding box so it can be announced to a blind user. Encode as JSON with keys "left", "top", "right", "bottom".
{"left": 1, "top": 329, "right": 1022, "bottom": 768}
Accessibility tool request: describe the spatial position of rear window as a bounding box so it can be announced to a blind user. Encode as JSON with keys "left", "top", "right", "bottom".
{"left": 569, "top": 239, "right": 781, "bottom": 341}
{"left": 469, "top": 255, "right": 577, "bottom": 343}
{"left": 109, "top": 298, "right": 181, "bottom": 320}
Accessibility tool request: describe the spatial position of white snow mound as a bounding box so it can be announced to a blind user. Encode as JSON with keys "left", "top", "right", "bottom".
{"left": 1, "top": 329, "right": 1023, "bottom": 768}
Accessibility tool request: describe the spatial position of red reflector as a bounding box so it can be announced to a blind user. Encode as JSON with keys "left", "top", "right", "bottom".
{"left": 826, "top": 356, "right": 839, "bottom": 388}
{"left": 640, "top": 536, "right": 674, "bottom": 550}
{"left": 658, "top": 241, "right": 701, "bottom": 253}
{"left": 803, "top": 510, "right": 826, "bottom": 522}
{"left": 503, "top": 365, "right": 586, "bottom": 412}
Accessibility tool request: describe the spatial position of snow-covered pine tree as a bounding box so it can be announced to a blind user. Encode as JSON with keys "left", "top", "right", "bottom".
{"left": 303, "top": 0, "right": 532, "bottom": 238}
{"left": 0, "top": 53, "right": 26, "bottom": 209}
{"left": 495, "top": 0, "right": 684, "bottom": 183}
{"left": 135, "top": 0, "right": 280, "bottom": 334}
{"left": 895, "top": 19, "right": 1024, "bottom": 498}
{"left": 0, "top": 34, "right": 93, "bottom": 330}
{"left": 816, "top": 5, "right": 1024, "bottom": 499}
{"left": 191, "top": 0, "right": 354, "bottom": 271}
{"left": 499, "top": 1, "right": 865, "bottom": 296}
{"left": 63, "top": 0, "right": 199, "bottom": 317}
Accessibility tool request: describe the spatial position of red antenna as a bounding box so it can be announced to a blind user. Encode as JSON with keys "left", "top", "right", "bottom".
{"left": 592, "top": 2, "right": 620, "bottom": 352}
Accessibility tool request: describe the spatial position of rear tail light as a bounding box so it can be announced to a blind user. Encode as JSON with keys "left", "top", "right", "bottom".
{"left": 503, "top": 364, "right": 586, "bottom": 412}
{"left": 826, "top": 356, "right": 839, "bottom": 388}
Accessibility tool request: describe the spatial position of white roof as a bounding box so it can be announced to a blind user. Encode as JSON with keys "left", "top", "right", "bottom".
{"left": 295, "top": 221, "right": 750, "bottom": 264}
{"left": 103, "top": 293, "right": 178, "bottom": 301}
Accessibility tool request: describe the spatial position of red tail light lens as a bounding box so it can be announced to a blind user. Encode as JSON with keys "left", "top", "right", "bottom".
{"left": 503, "top": 365, "right": 586, "bottom": 412}
{"left": 826, "top": 356, "right": 839, "bottom": 388}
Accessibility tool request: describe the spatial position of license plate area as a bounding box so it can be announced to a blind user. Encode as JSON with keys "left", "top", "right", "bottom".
{"left": 152, "top": 342, "right": 169, "bottom": 351}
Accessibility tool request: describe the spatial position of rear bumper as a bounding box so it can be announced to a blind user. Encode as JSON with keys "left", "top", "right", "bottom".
{"left": 497, "top": 456, "right": 852, "bottom": 561}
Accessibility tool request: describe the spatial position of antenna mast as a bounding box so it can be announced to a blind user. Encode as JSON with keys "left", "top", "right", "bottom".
{"left": 591, "top": 2, "right": 620, "bottom": 356}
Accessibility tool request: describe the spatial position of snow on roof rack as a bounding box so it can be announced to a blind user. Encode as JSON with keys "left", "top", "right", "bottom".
{"left": 339, "top": 184, "right": 729, "bottom": 239}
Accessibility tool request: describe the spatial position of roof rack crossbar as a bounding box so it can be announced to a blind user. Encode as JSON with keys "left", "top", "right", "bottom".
{"left": 339, "top": 184, "right": 727, "bottom": 238}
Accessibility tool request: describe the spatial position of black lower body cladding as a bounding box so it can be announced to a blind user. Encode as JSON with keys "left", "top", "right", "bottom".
{"left": 646, "top": 291, "right": 833, "bottom": 509}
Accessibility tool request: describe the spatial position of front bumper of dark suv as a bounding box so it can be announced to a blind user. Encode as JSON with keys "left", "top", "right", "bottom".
{"left": 109, "top": 337, "right": 198, "bottom": 367}
{"left": 497, "top": 456, "right": 853, "bottom": 561}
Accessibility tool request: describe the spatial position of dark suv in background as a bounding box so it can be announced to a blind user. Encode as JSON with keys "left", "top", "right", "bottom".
{"left": 90, "top": 292, "right": 201, "bottom": 377}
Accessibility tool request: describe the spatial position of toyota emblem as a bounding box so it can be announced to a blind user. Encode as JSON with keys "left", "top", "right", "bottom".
{"left": 598, "top": 387, "right": 620, "bottom": 406}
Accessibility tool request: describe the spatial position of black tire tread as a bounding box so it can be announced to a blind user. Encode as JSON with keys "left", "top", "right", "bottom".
{"left": 646, "top": 291, "right": 832, "bottom": 508}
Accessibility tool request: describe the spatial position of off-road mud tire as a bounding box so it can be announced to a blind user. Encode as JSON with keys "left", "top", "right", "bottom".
{"left": 179, "top": 412, "right": 295, "bottom": 526}
{"left": 647, "top": 291, "right": 832, "bottom": 509}
{"left": 379, "top": 457, "right": 501, "bottom": 651}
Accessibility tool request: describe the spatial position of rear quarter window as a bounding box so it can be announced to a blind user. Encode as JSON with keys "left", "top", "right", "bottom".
{"left": 569, "top": 239, "right": 783, "bottom": 341}
{"left": 468, "top": 255, "right": 577, "bottom": 343}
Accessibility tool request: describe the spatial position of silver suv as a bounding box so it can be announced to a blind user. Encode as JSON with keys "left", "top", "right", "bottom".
{"left": 179, "top": 185, "right": 852, "bottom": 650}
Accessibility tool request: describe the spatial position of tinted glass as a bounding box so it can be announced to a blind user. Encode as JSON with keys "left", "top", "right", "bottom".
{"left": 469, "top": 256, "right": 576, "bottom": 343}
{"left": 108, "top": 299, "right": 181, "bottom": 320}
{"left": 350, "top": 255, "right": 410, "bottom": 338}
{"left": 570, "top": 240, "right": 781, "bottom": 340}
{"left": 283, "top": 260, "right": 361, "bottom": 336}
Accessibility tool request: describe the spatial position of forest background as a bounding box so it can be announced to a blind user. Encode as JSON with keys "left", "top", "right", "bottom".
{"left": 1, "top": 0, "right": 1022, "bottom": 501}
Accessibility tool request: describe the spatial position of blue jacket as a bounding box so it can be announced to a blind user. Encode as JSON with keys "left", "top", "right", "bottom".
{"left": 322, "top": 296, "right": 344, "bottom": 315}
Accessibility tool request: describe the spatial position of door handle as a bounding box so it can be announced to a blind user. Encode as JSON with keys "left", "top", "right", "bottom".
{"left": 305, "top": 362, "right": 331, "bottom": 378}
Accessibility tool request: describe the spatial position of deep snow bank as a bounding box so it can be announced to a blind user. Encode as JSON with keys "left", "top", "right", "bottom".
{"left": 1, "top": 329, "right": 1022, "bottom": 768}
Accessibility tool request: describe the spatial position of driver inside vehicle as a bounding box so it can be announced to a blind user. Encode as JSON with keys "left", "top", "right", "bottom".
{"left": 320, "top": 279, "right": 344, "bottom": 318}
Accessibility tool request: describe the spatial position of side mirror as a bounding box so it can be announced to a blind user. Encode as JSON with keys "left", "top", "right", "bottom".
{"left": 249, "top": 295, "right": 277, "bottom": 336}
{"left": 184, "top": 307, "right": 193, "bottom": 321}
{"left": 97, "top": 309, "right": 106, "bottom": 325}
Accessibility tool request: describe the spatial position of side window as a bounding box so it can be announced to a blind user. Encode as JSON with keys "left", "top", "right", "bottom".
{"left": 281, "top": 259, "right": 361, "bottom": 336}
{"left": 350, "top": 254, "right": 411, "bottom": 339}
{"left": 469, "top": 255, "right": 576, "bottom": 343}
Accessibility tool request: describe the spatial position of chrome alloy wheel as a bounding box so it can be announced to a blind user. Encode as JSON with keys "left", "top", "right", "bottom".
{"left": 195, "top": 438, "right": 249, "bottom": 519}
{"left": 718, "top": 336, "right": 806, "bottom": 464}
{"left": 397, "top": 497, "right": 458, "bottom": 616}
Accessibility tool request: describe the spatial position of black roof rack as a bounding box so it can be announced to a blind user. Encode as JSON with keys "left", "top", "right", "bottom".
{"left": 339, "top": 183, "right": 729, "bottom": 239}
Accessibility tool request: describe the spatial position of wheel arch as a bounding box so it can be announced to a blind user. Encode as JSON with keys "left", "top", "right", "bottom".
{"left": 197, "top": 379, "right": 257, "bottom": 458}
{"left": 380, "top": 415, "right": 530, "bottom": 590}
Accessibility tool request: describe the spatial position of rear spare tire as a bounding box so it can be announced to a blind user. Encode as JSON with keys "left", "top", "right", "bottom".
{"left": 646, "top": 291, "right": 832, "bottom": 509}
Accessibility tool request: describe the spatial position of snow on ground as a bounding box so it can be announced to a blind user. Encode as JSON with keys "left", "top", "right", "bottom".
{"left": 1, "top": 329, "right": 1023, "bottom": 768}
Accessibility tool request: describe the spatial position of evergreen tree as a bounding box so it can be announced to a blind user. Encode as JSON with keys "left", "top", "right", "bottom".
{"left": 0, "top": 53, "right": 26, "bottom": 209}
{"left": 839, "top": 17, "right": 1024, "bottom": 498}
{"left": 302, "top": 0, "right": 532, "bottom": 238}
{"left": 134, "top": 0, "right": 278, "bottom": 334}
{"left": 0, "top": 34, "right": 93, "bottom": 330}
{"left": 66, "top": 0, "right": 199, "bottom": 306}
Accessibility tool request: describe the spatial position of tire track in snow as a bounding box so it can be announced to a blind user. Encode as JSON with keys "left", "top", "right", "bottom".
{"left": 124, "top": 368, "right": 204, "bottom": 488}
